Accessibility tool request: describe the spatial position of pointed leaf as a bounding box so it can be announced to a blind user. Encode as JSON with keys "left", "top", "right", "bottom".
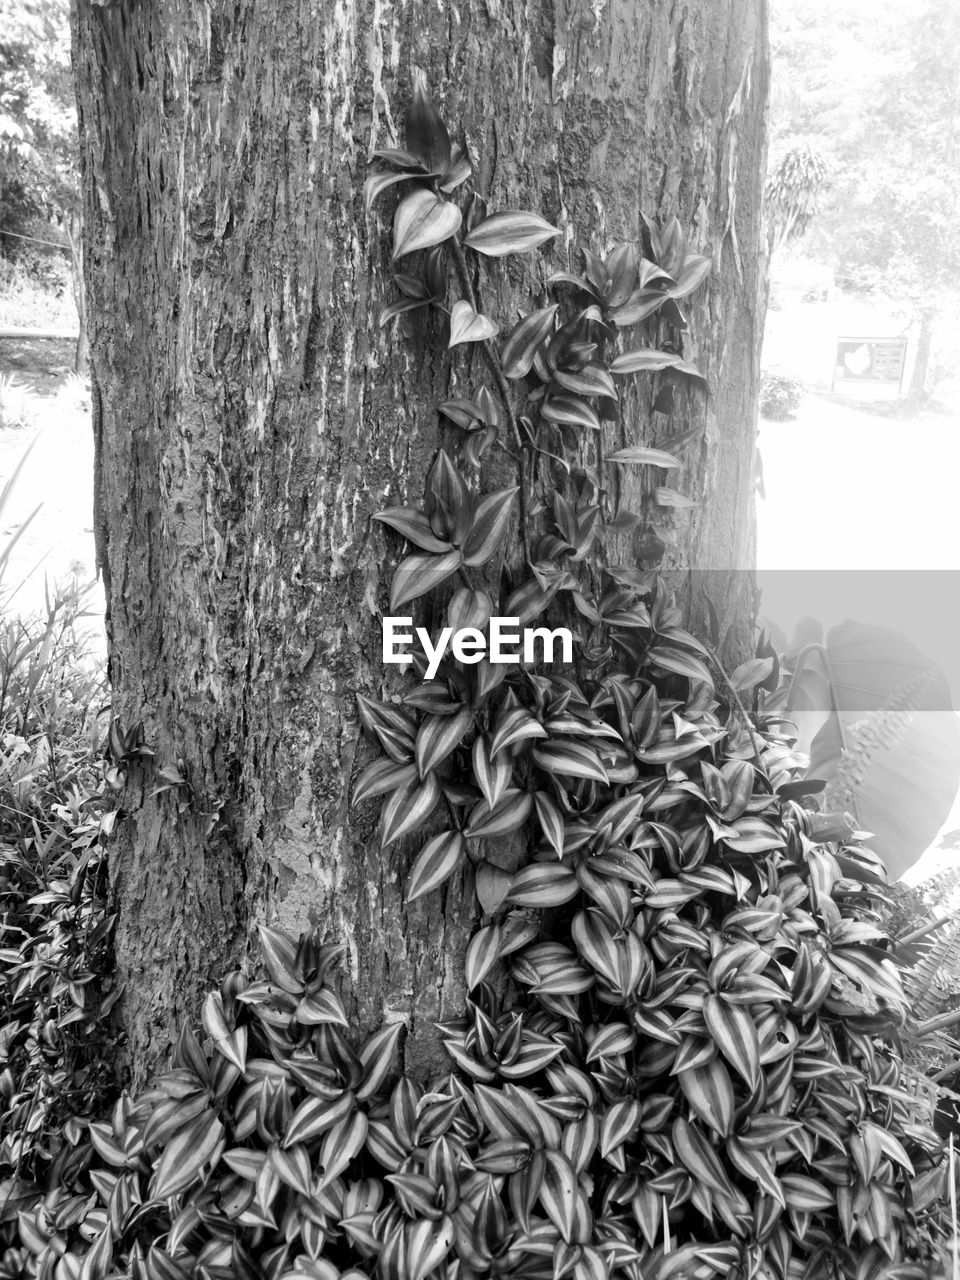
{"left": 610, "top": 349, "right": 681, "bottom": 375}
{"left": 654, "top": 486, "right": 697, "bottom": 509}
{"left": 540, "top": 394, "right": 601, "bottom": 430}
{"left": 703, "top": 993, "right": 760, "bottom": 1088}
{"left": 150, "top": 1111, "right": 224, "bottom": 1200}
{"left": 393, "top": 189, "right": 462, "bottom": 260}
{"left": 406, "top": 831, "right": 465, "bottom": 902}
{"left": 678, "top": 1058, "right": 735, "bottom": 1138}
{"left": 375, "top": 507, "right": 452, "bottom": 553}
{"left": 258, "top": 926, "right": 302, "bottom": 994}
{"left": 353, "top": 759, "right": 418, "bottom": 808}
{"left": 507, "top": 863, "right": 579, "bottom": 908}
{"left": 464, "top": 210, "right": 559, "bottom": 257}
{"left": 502, "top": 305, "right": 559, "bottom": 378}
{"left": 405, "top": 72, "right": 452, "bottom": 172}
{"left": 415, "top": 708, "right": 472, "bottom": 778}
{"left": 390, "top": 550, "right": 461, "bottom": 611}
{"left": 364, "top": 169, "right": 413, "bottom": 210}
{"left": 464, "top": 789, "right": 532, "bottom": 839}
{"left": 449, "top": 299, "right": 499, "bottom": 347}
{"left": 606, "top": 446, "right": 680, "bottom": 470}
{"left": 462, "top": 488, "right": 518, "bottom": 566}
{"left": 381, "top": 772, "right": 441, "bottom": 847}
{"left": 357, "top": 1022, "right": 405, "bottom": 1100}
{"left": 532, "top": 741, "right": 608, "bottom": 785}
{"left": 465, "top": 924, "right": 502, "bottom": 990}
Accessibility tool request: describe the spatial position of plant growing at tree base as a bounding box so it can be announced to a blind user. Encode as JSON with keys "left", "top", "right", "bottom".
{"left": 0, "top": 77, "right": 951, "bottom": 1280}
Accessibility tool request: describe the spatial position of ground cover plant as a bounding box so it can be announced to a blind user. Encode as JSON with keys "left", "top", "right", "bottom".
{"left": 0, "top": 80, "right": 953, "bottom": 1280}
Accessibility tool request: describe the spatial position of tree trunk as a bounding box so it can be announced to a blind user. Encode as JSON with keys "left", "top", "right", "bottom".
{"left": 72, "top": 0, "right": 769, "bottom": 1083}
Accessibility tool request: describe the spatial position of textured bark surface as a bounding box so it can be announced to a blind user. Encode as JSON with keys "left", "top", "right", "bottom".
{"left": 73, "top": 0, "right": 768, "bottom": 1082}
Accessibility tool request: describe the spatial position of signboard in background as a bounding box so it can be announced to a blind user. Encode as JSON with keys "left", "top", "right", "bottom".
{"left": 832, "top": 335, "right": 907, "bottom": 399}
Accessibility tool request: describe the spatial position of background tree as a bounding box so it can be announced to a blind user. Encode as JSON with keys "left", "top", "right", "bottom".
{"left": 72, "top": 0, "right": 769, "bottom": 1082}
{"left": 768, "top": 0, "right": 960, "bottom": 396}
{"left": 0, "top": 0, "right": 86, "bottom": 363}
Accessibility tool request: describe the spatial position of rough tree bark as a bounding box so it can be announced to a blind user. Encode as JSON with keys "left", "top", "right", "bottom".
{"left": 72, "top": 0, "right": 768, "bottom": 1083}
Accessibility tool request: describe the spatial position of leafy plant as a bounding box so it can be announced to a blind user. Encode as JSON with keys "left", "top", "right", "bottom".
{"left": 0, "top": 579, "right": 119, "bottom": 1193}
{"left": 1, "top": 75, "right": 951, "bottom": 1280}
{"left": 764, "top": 145, "right": 828, "bottom": 252}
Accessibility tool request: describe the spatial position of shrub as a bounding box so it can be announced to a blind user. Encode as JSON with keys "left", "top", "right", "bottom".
{"left": 0, "top": 582, "right": 120, "bottom": 1197}
{"left": 759, "top": 373, "right": 804, "bottom": 421}
{"left": 3, "top": 574, "right": 949, "bottom": 1278}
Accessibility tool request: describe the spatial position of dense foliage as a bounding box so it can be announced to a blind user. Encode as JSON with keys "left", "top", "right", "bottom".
{"left": 0, "top": 77, "right": 952, "bottom": 1280}
{"left": 0, "top": 585, "right": 120, "bottom": 1216}
{"left": 0, "top": 0, "right": 75, "bottom": 237}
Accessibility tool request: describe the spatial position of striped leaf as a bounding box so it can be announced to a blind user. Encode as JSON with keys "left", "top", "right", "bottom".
{"left": 464, "top": 209, "right": 559, "bottom": 257}
{"left": 553, "top": 362, "right": 617, "bottom": 399}
{"left": 677, "top": 1057, "right": 735, "bottom": 1138}
{"left": 406, "top": 1215, "right": 454, "bottom": 1280}
{"left": 540, "top": 394, "right": 601, "bottom": 431}
{"left": 502, "top": 305, "right": 559, "bottom": 379}
{"left": 392, "top": 189, "right": 461, "bottom": 260}
{"left": 600, "top": 1099, "right": 642, "bottom": 1159}
{"left": 464, "top": 789, "right": 532, "bottom": 839}
{"left": 631, "top": 1185, "right": 663, "bottom": 1248}
{"left": 703, "top": 993, "right": 760, "bottom": 1087}
{"left": 389, "top": 549, "right": 462, "bottom": 612}
{"left": 443, "top": 1038, "right": 498, "bottom": 1082}
{"left": 476, "top": 861, "right": 513, "bottom": 914}
{"left": 352, "top": 759, "right": 417, "bottom": 807}
{"left": 317, "top": 1111, "right": 368, "bottom": 1189}
{"left": 490, "top": 707, "right": 547, "bottom": 757}
{"left": 607, "top": 445, "right": 680, "bottom": 469}
{"left": 448, "top": 299, "right": 499, "bottom": 346}
{"left": 498, "top": 1039, "right": 564, "bottom": 1080}
{"left": 373, "top": 506, "right": 452, "bottom": 553}
{"left": 284, "top": 1091, "right": 353, "bottom": 1148}
{"left": 473, "top": 735, "right": 512, "bottom": 809}
{"left": 671, "top": 1117, "right": 732, "bottom": 1199}
{"left": 534, "top": 790, "right": 565, "bottom": 858}
{"left": 539, "top": 1150, "right": 578, "bottom": 1241}
{"left": 654, "top": 486, "right": 697, "bottom": 509}
{"left": 295, "top": 986, "right": 349, "bottom": 1026}
{"left": 257, "top": 925, "right": 302, "bottom": 994}
{"left": 465, "top": 924, "right": 502, "bottom": 990}
{"left": 726, "top": 1137, "right": 784, "bottom": 1206}
{"left": 507, "top": 863, "right": 579, "bottom": 909}
{"left": 585, "top": 1022, "right": 636, "bottom": 1062}
{"left": 144, "top": 1248, "right": 193, "bottom": 1280}
{"left": 415, "top": 708, "right": 472, "bottom": 779}
{"left": 268, "top": 1142, "right": 312, "bottom": 1197}
{"left": 462, "top": 488, "right": 518, "bottom": 566}
{"left": 780, "top": 1173, "right": 835, "bottom": 1213}
{"left": 380, "top": 772, "right": 441, "bottom": 848}
{"left": 150, "top": 1110, "right": 224, "bottom": 1200}
{"left": 406, "top": 831, "right": 465, "bottom": 902}
{"left": 609, "top": 349, "right": 682, "bottom": 375}
{"left": 357, "top": 1021, "right": 404, "bottom": 1100}
{"left": 532, "top": 740, "right": 608, "bottom": 784}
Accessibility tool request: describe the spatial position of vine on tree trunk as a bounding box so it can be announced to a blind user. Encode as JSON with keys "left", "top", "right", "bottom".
{"left": 6, "top": 76, "right": 949, "bottom": 1280}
